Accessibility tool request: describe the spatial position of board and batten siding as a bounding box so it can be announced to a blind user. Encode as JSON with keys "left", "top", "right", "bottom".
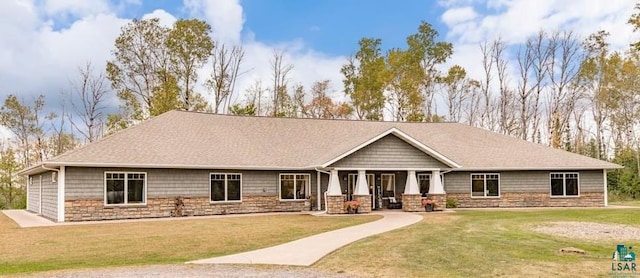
{"left": 65, "top": 167, "right": 318, "bottom": 200}
{"left": 444, "top": 170, "right": 605, "bottom": 194}
{"left": 40, "top": 171, "right": 58, "bottom": 220}
{"left": 330, "top": 134, "right": 448, "bottom": 169}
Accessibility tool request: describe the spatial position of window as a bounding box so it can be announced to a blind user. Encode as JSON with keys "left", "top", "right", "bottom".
{"left": 381, "top": 174, "right": 395, "bottom": 198}
{"left": 418, "top": 174, "right": 430, "bottom": 196}
{"left": 105, "top": 172, "right": 146, "bottom": 205}
{"left": 210, "top": 173, "right": 242, "bottom": 202}
{"left": 471, "top": 173, "right": 499, "bottom": 197}
{"left": 280, "top": 174, "right": 310, "bottom": 200}
{"left": 550, "top": 172, "right": 579, "bottom": 197}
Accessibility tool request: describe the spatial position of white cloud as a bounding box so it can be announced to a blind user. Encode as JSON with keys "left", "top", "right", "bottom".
{"left": 142, "top": 9, "right": 177, "bottom": 27}
{"left": 183, "top": 0, "right": 245, "bottom": 44}
{"left": 441, "top": 6, "right": 478, "bottom": 26}
{"left": 43, "top": 0, "right": 112, "bottom": 17}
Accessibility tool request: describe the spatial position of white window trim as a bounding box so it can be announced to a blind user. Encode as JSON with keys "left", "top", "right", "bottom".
{"left": 381, "top": 173, "right": 396, "bottom": 199}
{"left": 103, "top": 171, "right": 147, "bottom": 206}
{"left": 470, "top": 173, "right": 501, "bottom": 198}
{"left": 549, "top": 172, "right": 580, "bottom": 198}
{"left": 279, "top": 173, "right": 311, "bottom": 201}
{"left": 210, "top": 173, "right": 243, "bottom": 203}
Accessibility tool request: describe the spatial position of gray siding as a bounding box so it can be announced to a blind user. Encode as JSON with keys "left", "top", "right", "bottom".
{"left": 27, "top": 175, "right": 41, "bottom": 213}
{"left": 444, "top": 170, "right": 604, "bottom": 194}
{"left": 330, "top": 134, "right": 448, "bottom": 168}
{"left": 65, "top": 167, "right": 318, "bottom": 200}
{"left": 41, "top": 171, "right": 57, "bottom": 220}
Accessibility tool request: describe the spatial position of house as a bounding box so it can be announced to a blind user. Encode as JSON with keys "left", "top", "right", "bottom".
{"left": 18, "top": 110, "right": 621, "bottom": 222}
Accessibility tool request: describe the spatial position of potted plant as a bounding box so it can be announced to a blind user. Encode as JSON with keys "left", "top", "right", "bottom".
{"left": 343, "top": 200, "right": 361, "bottom": 214}
{"left": 422, "top": 198, "right": 438, "bottom": 212}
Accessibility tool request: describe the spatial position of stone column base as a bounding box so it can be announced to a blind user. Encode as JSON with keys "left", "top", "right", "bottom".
{"left": 428, "top": 194, "right": 446, "bottom": 210}
{"left": 402, "top": 194, "right": 422, "bottom": 212}
{"left": 352, "top": 194, "right": 372, "bottom": 213}
{"left": 327, "top": 195, "right": 345, "bottom": 214}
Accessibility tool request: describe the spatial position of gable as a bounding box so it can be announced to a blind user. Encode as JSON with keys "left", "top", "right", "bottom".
{"left": 329, "top": 134, "right": 448, "bottom": 169}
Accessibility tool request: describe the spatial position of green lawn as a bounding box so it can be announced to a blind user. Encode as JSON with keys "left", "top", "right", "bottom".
{"left": 314, "top": 208, "right": 640, "bottom": 277}
{"left": 0, "top": 213, "right": 380, "bottom": 275}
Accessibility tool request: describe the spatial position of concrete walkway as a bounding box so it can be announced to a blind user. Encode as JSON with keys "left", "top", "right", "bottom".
{"left": 2, "top": 210, "right": 55, "bottom": 227}
{"left": 188, "top": 211, "right": 423, "bottom": 266}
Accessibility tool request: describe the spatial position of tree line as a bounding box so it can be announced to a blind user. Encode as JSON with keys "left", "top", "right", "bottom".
{"left": 1, "top": 4, "right": 640, "bottom": 208}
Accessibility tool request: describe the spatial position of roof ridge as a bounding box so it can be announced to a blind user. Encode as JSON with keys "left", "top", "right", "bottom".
{"left": 172, "top": 110, "right": 460, "bottom": 124}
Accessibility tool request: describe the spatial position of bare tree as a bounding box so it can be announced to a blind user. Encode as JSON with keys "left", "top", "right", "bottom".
{"left": 205, "top": 44, "right": 245, "bottom": 114}
{"left": 479, "top": 40, "right": 496, "bottom": 130}
{"left": 493, "top": 40, "right": 517, "bottom": 135}
{"left": 546, "top": 31, "right": 583, "bottom": 148}
{"left": 270, "top": 50, "right": 294, "bottom": 116}
{"left": 69, "top": 62, "right": 108, "bottom": 143}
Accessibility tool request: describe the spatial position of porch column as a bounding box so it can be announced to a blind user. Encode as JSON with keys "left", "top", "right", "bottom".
{"left": 404, "top": 170, "right": 419, "bottom": 194}
{"left": 403, "top": 170, "right": 422, "bottom": 212}
{"left": 326, "top": 170, "right": 344, "bottom": 214}
{"left": 354, "top": 170, "right": 370, "bottom": 195}
{"left": 352, "top": 170, "right": 372, "bottom": 213}
{"left": 427, "top": 169, "right": 446, "bottom": 210}
{"left": 428, "top": 169, "right": 445, "bottom": 194}
{"left": 327, "top": 170, "right": 342, "bottom": 195}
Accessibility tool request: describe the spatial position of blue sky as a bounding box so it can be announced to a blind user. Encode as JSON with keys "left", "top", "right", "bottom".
{"left": 104, "top": 0, "right": 453, "bottom": 56}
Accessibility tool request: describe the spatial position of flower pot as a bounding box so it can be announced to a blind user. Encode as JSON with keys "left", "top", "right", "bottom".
{"left": 425, "top": 204, "right": 434, "bottom": 212}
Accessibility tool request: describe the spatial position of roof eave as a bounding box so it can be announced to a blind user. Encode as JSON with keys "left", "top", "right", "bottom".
{"left": 21, "top": 162, "right": 320, "bottom": 172}
{"left": 453, "top": 165, "right": 624, "bottom": 171}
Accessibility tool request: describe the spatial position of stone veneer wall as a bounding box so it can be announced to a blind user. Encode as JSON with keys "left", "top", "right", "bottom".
{"left": 402, "top": 194, "right": 422, "bottom": 212}
{"left": 65, "top": 195, "right": 310, "bottom": 222}
{"left": 352, "top": 194, "right": 372, "bottom": 213}
{"left": 447, "top": 192, "right": 604, "bottom": 208}
{"left": 326, "top": 195, "right": 345, "bottom": 214}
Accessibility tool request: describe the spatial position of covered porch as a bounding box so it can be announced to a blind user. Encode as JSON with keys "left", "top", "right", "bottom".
{"left": 323, "top": 168, "right": 446, "bottom": 214}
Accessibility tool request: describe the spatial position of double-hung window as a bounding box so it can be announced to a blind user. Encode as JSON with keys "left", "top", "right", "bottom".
{"left": 550, "top": 172, "right": 579, "bottom": 197}
{"left": 105, "top": 172, "right": 146, "bottom": 205}
{"left": 280, "top": 174, "right": 310, "bottom": 200}
{"left": 210, "top": 173, "right": 242, "bottom": 202}
{"left": 471, "top": 173, "right": 500, "bottom": 197}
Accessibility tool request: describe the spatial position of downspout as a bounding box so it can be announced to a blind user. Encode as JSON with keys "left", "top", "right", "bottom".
{"left": 315, "top": 168, "right": 331, "bottom": 212}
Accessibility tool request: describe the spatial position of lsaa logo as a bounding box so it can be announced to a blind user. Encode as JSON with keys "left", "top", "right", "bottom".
{"left": 612, "top": 244, "right": 637, "bottom": 275}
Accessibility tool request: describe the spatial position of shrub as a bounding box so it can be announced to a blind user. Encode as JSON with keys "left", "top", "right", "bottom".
{"left": 445, "top": 197, "right": 458, "bottom": 208}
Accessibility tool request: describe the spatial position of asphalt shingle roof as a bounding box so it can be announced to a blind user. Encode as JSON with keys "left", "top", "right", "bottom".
{"left": 30, "top": 110, "right": 621, "bottom": 172}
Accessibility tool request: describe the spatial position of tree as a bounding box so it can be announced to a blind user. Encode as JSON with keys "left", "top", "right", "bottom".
{"left": 546, "top": 31, "right": 583, "bottom": 149}
{"left": 386, "top": 48, "right": 424, "bottom": 121}
{"left": 270, "top": 50, "right": 294, "bottom": 117}
{"left": 166, "top": 19, "right": 214, "bottom": 111}
{"left": 206, "top": 44, "right": 245, "bottom": 114}
{"left": 303, "top": 80, "right": 352, "bottom": 119}
{"left": 406, "top": 21, "right": 453, "bottom": 120}
{"left": 578, "top": 30, "right": 616, "bottom": 159}
{"left": 0, "top": 147, "right": 24, "bottom": 209}
{"left": 106, "top": 18, "right": 170, "bottom": 123}
{"left": 68, "top": 62, "right": 108, "bottom": 143}
{"left": 439, "top": 65, "right": 475, "bottom": 122}
{"left": 0, "top": 94, "right": 45, "bottom": 166}
{"left": 341, "top": 38, "right": 388, "bottom": 120}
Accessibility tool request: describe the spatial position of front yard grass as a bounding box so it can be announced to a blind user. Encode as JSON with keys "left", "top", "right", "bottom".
{"left": 0, "top": 213, "right": 380, "bottom": 275}
{"left": 314, "top": 208, "right": 640, "bottom": 277}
